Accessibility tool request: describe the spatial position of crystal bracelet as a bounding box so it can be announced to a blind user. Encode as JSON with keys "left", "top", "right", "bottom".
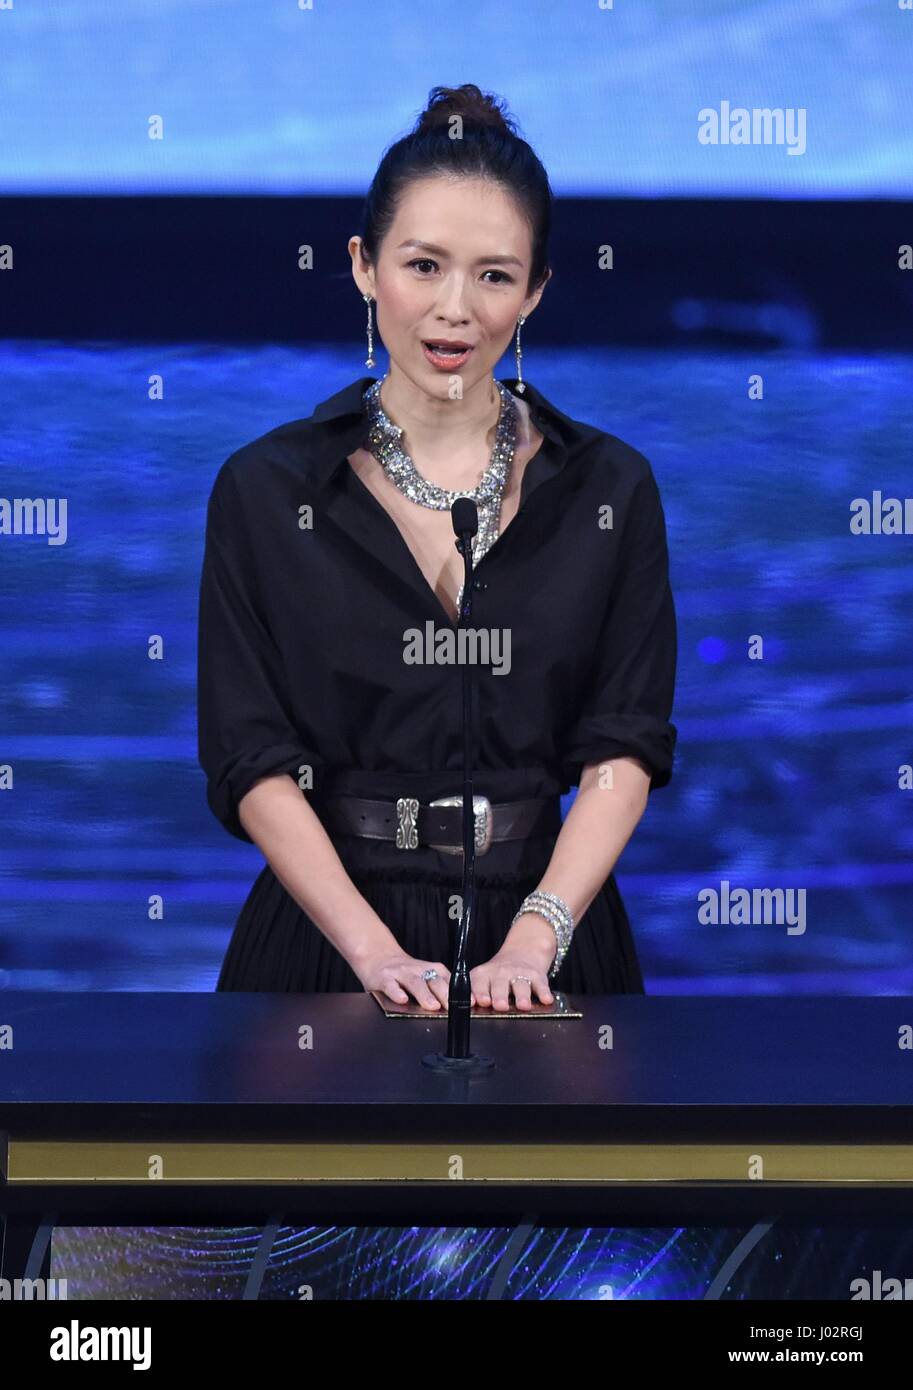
{"left": 511, "top": 890, "right": 576, "bottom": 979}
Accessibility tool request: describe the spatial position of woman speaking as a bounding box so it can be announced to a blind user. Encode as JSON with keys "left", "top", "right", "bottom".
{"left": 198, "top": 83, "right": 677, "bottom": 1012}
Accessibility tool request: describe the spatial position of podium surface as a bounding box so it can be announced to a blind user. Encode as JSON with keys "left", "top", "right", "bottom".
{"left": 2, "top": 992, "right": 912, "bottom": 1280}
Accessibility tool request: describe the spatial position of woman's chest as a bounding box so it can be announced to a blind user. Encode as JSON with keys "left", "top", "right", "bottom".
{"left": 252, "top": 453, "right": 619, "bottom": 738}
{"left": 344, "top": 445, "right": 529, "bottom": 626}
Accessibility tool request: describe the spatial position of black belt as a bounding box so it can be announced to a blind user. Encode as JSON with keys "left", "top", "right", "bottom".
{"left": 321, "top": 793, "right": 561, "bottom": 856}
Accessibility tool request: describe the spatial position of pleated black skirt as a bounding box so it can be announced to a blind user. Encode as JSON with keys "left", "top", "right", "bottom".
{"left": 215, "top": 820, "right": 645, "bottom": 996}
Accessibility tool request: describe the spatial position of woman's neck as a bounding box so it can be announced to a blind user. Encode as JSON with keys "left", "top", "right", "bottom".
{"left": 376, "top": 368, "right": 504, "bottom": 480}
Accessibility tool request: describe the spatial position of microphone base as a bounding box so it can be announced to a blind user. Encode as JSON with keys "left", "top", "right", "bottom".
{"left": 421, "top": 1050, "right": 495, "bottom": 1074}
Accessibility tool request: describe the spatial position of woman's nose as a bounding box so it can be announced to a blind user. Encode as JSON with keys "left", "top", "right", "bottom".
{"left": 435, "top": 274, "right": 472, "bottom": 321}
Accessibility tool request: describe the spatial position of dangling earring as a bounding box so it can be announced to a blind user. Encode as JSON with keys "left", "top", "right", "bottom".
{"left": 514, "top": 314, "right": 527, "bottom": 394}
{"left": 363, "top": 293, "right": 376, "bottom": 368}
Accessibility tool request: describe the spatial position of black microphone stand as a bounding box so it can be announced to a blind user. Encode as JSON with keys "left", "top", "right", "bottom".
{"left": 422, "top": 498, "right": 495, "bottom": 1074}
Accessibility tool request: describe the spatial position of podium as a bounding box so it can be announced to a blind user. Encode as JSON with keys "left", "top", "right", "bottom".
{"left": 2, "top": 992, "right": 912, "bottom": 1284}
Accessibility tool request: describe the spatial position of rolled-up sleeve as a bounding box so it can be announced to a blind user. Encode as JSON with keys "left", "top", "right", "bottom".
{"left": 197, "top": 462, "right": 318, "bottom": 842}
{"left": 560, "top": 459, "right": 677, "bottom": 791}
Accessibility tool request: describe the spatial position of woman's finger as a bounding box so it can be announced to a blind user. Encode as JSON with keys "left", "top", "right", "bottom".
{"left": 409, "top": 977, "right": 442, "bottom": 1010}
{"left": 470, "top": 968, "right": 492, "bottom": 1008}
{"left": 509, "top": 974, "right": 533, "bottom": 1011}
{"left": 489, "top": 972, "right": 513, "bottom": 1012}
{"left": 417, "top": 962, "right": 451, "bottom": 1010}
{"left": 427, "top": 967, "right": 451, "bottom": 1010}
{"left": 381, "top": 975, "right": 410, "bottom": 1004}
{"left": 532, "top": 972, "right": 554, "bottom": 1005}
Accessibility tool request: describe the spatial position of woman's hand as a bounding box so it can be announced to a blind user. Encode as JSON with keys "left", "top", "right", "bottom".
{"left": 472, "top": 913, "right": 556, "bottom": 1012}
{"left": 471, "top": 949, "right": 554, "bottom": 1011}
{"left": 353, "top": 948, "right": 454, "bottom": 1011}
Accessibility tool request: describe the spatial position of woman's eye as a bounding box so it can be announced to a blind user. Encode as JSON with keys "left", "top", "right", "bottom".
{"left": 406, "top": 259, "right": 512, "bottom": 285}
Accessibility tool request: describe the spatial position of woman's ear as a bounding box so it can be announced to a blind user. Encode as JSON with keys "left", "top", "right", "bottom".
{"left": 348, "top": 236, "right": 375, "bottom": 300}
{"left": 522, "top": 265, "right": 552, "bottom": 320}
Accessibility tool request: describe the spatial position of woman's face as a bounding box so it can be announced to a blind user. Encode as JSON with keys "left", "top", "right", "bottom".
{"left": 349, "top": 175, "right": 549, "bottom": 397}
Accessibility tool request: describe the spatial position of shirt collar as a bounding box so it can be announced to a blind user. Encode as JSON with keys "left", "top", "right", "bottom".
{"left": 307, "top": 375, "right": 575, "bottom": 488}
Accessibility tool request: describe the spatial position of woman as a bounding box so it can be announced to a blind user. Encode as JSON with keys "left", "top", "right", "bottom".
{"left": 198, "top": 84, "right": 677, "bottom": 1012}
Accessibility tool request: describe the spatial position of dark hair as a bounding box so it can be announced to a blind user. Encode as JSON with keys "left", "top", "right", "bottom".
{"left": 358, "top": 84, "right": 553, "bottom": 295}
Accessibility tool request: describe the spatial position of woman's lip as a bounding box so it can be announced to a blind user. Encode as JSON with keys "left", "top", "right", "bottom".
{"left": 421, "top": 342, "right": 475, "bottom": 369}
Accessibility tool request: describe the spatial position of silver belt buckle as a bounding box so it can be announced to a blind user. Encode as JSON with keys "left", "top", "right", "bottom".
{"left": 427, "top": 794, "right": 493, "bottom": 856}
{"left": 394, "top": 796, "right": 420, "bottom": 850}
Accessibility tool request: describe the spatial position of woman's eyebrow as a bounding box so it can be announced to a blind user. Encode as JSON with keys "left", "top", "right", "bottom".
{"left": 396, "top": 239, "right": 524, "bottom": 267}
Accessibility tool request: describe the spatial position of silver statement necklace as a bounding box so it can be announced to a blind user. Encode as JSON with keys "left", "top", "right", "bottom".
{"left": 362, "top": 377, "right": 519, "bottom": 614}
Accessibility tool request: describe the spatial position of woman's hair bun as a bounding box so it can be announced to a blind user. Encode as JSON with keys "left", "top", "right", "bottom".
{"left": 414, "top": 83, "right": 517, "bottom": 137}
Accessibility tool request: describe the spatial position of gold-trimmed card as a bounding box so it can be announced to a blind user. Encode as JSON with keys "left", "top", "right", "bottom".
{"left": 370, "top": 990, "right": 582, "bottom": 1019}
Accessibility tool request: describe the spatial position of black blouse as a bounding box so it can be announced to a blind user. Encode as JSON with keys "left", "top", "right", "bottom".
{"left": 197, "top": 375, "right": 678, "bottom": 845}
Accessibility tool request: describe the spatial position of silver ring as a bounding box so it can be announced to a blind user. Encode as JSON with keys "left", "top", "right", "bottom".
{"left": 510, "top": 975, "right": 532, "bottom": 985}
{"left": 421, "top": 968, "right": 439, "bottom": 981}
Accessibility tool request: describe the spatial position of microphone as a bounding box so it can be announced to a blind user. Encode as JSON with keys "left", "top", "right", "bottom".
{"left": 421, "top": 497, "right": 495, "bottom": 1074}
{"left": 450, "top": 495, "right": 477, "bottom": 540}
{"left": 450, "top": 496, "right": 477, "bottom": 622}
